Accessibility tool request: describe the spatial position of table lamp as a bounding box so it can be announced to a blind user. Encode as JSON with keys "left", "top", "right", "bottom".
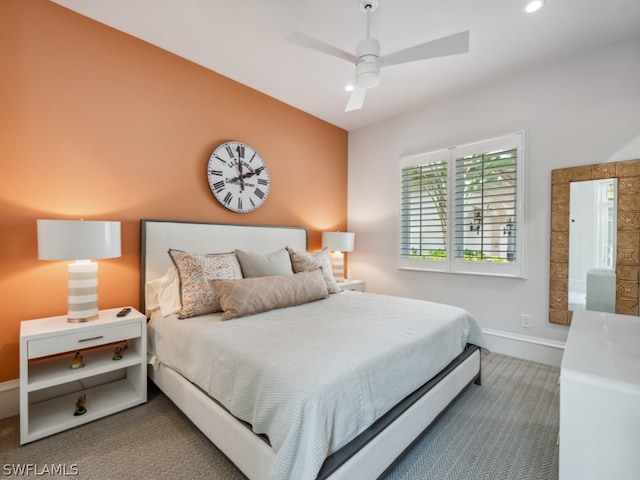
{"left": 322, "top": 231, "right": 355, "bottom": 282}
{"left": 37, "top": 219, "right": 121, "bottom": 322}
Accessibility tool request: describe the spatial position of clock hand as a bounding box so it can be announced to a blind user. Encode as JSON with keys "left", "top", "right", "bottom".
{"left": 236, "top": 146, "right": 245, "bottom": 192}
{"left": 240, "top": 166, "right": 264, "bottom": 180}
{"left": 238, "top": 166, "right": 245, "bottom": 191}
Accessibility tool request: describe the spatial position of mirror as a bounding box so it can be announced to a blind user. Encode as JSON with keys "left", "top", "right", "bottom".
{"left": 568, "top": 178, "right": 617, "bottom": 312}
{"left": 549, "top": 159, "right": 640, "bottom": 325}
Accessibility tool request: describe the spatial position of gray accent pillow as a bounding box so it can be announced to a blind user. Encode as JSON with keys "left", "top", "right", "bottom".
{"left": 235, "top": 248, "right": 294, "bottom": 278}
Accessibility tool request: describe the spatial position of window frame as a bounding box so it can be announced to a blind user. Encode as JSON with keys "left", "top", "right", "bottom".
{"left": 397, "top": 132, "right": 526, "bottom": 278}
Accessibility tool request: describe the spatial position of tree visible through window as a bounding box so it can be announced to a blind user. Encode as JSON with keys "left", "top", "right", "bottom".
{"left": 399, "top": 133, "right": 525, "bottom": 277}
{"left": 400, "top": 159, "right": 448, "bottom": 260}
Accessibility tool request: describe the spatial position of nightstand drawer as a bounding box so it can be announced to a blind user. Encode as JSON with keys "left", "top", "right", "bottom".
{"left": 28, "top": 322, "right": 141, "bottom": 359}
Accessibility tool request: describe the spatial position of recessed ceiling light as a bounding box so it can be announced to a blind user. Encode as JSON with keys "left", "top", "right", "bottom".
{"left": 345, "top": 84, "right": 355, "bottom": 92}
{"left": 524, "top": 0, "right": 544, "bottom": 13}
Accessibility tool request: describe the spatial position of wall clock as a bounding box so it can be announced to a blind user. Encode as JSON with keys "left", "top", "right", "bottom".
{"left": 207, "top": 141, "right": 271, "bottom": 213}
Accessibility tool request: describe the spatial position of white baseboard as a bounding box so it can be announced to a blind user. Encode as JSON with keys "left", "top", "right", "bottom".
{"left": 0, "top": 379, "right": 19, "bottom": 420}
{"left": 483, "top": 328, "right": 565, "bottom": 367}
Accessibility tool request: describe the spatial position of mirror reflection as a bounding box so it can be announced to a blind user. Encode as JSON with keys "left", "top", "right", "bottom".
{"left": 568, "top": 179, "right": 617, "bottom": 312}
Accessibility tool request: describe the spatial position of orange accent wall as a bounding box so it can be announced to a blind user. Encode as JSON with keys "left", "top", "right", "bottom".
{"left": 0, "top": 1, "right": 348, "bottom": 382}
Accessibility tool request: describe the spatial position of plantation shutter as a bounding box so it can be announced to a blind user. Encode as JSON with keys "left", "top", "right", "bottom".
{"left": 453, "top": 147, "right": 518, "bottom": 262}
{"left": 398, "top": 132, "right": 524, "bottom": 278}
{"left": 398, "top": 149, "right": 451, "bottom": 271}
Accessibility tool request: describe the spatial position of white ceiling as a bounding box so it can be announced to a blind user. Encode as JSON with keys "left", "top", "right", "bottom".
{"left": 51, "top": 0, "right": 640, "bottom": 132}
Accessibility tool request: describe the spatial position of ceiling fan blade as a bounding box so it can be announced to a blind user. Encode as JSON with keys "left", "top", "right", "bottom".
{"left": 285, "top": 31, "right": 358, "bottom": 64}
{"left": 345, "top": 86, "right": 367, "bottom": 112}
{"left": 379, "top": 30, "right": 469, "bottom": 67}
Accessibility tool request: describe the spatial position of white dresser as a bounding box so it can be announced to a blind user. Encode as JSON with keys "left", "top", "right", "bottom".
{"left": 559, "top": 310, "right": 640, "bottom": 480}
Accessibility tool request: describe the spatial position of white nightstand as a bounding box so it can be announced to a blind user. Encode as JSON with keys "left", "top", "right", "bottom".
{"left": 339, "top": 279, "right": 365, "bottom": 292}
{"left": 19, "top": 307, "right": 147, "bottom": 444}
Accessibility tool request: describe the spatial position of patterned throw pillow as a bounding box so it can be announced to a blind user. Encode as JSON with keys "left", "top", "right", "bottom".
{"left": 169, "top": 249, "right": 243, "bottom": 319}
{"left": 286, "top": 246, "right": 341, "bottom": 294}
{"left": 212, "top": 269, "right": 329, "bottom": 320}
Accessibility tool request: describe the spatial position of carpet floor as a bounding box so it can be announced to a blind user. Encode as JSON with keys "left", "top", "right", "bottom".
{"left": 0, "top": 353, "right": 559, "bottom": 479}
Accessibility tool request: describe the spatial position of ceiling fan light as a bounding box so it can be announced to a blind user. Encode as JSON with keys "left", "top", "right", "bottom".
{"left": 355, "top": 59, "right": 380, "bottom": 88}
{"left": 356, "top": 68, "right": 380, "bottom": 88}
{"left": 524, "top": 0, "right": 544, "bottom": 13}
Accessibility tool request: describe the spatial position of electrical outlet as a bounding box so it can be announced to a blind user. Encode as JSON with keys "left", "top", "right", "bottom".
{"left": 520, "top": 314, "right": 532, "bottom": 328}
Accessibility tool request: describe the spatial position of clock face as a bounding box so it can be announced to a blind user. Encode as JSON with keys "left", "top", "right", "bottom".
{"left": 207, "top": 141, "right": 271, "bottom": 213}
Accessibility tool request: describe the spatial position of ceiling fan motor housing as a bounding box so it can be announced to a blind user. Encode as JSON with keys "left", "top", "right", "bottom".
{"left": 356, "top": 37, "right": 380, "bottom": 88}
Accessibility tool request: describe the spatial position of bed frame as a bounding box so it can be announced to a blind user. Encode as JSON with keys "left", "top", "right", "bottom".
{"left": 140, "top": 219, "right": 481, "bottom": 480}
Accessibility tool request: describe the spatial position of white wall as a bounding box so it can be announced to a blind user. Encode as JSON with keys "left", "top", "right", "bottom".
{"left": 347, "top": 36, "right": 640, "bottom": 358}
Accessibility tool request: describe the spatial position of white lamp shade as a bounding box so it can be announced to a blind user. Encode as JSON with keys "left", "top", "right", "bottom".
{"left": 322, "top": 231, "right": 355, "bottom": 253}
{"left": 37, "top": 220, "right": 121, "bottom": 260}
{"left": 37, "top": 220, "right": 121, "bottom": 322}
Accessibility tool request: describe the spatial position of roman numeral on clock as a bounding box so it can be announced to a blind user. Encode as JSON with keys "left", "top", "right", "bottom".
{"left": 258, "top": 178, "right": 268, "bottom": 186}
{"left": 223, "top": 191, "right": 233, "bottom": 205}
{"left": 209, "top": 170, "right": 223, "bottom": 176}
{"left": 254, "top": 188, "right": 265, "bottom": 200}
{"left": 212, "top": 180, "right": 225, "bottom": 193}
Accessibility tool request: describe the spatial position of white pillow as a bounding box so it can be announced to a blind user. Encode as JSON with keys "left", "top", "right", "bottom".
{"left": 146, "top": 266, "right": 181, "bottom": 317}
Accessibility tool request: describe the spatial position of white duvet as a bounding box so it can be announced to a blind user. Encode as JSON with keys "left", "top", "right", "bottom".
{"left": 148, "top": 291, "right": 486, "bottom": 480}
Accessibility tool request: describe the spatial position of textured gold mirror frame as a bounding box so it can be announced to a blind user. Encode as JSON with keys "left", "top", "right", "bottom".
{"left": 550, "top": 159, "right": 640, "bottom": 325}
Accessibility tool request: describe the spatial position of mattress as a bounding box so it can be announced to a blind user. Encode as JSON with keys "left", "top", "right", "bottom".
{"left": 148, "top": 290, "right": 486, "bottom": 480}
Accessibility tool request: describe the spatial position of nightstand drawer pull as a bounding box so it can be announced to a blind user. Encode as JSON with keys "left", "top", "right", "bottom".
{"left": 78, "top": 335, "right": 104, "bottom": 343}
{"left": 27, "top": 322, "right": 142, "bottom": 359}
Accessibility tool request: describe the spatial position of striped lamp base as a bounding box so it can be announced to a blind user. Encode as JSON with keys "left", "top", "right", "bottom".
{"left": 67, "top": 261, "right": 99, "bottom": 322}
{"left": 330, "top": 251, "right": 345, "bottom": 283}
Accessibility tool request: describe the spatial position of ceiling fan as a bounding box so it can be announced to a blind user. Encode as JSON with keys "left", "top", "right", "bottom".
{"left": 285, "top": 0, "right": 470, "bottom": 112}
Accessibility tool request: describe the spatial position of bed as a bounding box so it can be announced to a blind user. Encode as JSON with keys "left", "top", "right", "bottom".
{"left": 141, "top": 219, "right": 486, "bottom": 480}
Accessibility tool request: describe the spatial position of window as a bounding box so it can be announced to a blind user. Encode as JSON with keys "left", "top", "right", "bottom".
{"left": 399, "top": 132, "right": 525, "bottom": 278}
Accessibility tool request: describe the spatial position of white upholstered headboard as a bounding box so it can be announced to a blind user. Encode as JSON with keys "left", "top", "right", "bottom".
{"left": 140, "top": 219, "right": 308, "bottom": 312}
